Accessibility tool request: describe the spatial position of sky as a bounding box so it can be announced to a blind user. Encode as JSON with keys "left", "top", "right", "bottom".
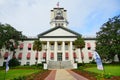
{"left": 0, "top": 0, "right": 120, "bottom": 37}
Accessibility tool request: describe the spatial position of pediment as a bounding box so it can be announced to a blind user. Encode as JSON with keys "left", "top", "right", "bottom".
{"left": 38, "top": 26, "right": 81, "bottom": 38}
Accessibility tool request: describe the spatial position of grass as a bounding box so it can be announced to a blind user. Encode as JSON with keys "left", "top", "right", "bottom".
{"left": 0, "top": 69, "right": 40, "bottom": 80}
{"left": 84, "top": 65, "right": 120, "bottom": 76}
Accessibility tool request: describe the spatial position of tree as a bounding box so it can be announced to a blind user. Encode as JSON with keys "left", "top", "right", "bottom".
{"left": 0, "top": 23, "right": 25, "bottom": 58}
{"left": 96, "top": 15, "right": 120, "bottom": 62}
{"left": 33, "top": 40, "right": 42, "bottom": 64}
{"left": 74, "top": 36, "right": 85, "bottom": 63}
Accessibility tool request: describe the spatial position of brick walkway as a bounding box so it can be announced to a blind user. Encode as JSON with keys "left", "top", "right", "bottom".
{"left": 44, "top": 69, "right": 88, "bottom": 80}
{"left": 67, "top": 70, "right": 88, "bottom": 80}
{"left": 44, "top": 70, "right": 56, "bottom": 80}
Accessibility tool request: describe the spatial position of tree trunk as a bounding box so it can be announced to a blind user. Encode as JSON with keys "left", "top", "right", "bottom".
{"left": 80, "top": 48, "right": 84, "bottom": 64}
{"left": 36, "top": 51, "right": 38, "bottom": 65}
{"left": 12, "top": 51, "right": 16, "bottom": 59}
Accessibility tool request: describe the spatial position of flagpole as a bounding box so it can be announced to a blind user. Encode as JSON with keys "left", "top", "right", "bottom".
{"left": 103, "top": 63, "right": 106, "bottom": 74}
{"left": 4, "top": 53, "right": 11, "bottom": 80}
{"left": 4, "top": 69, "right": 6, "bottom": 80}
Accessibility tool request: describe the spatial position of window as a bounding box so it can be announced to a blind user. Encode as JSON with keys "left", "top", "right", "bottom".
{"left": 43, "top": 52, "right": 46, "bottom": 59}
{"left": 61, "top": 23, "right": 63, "bottom": 26}
{"left": 73, "top": 52, "right": 77, "bottom": 59}
{"left": 26, "top": 52, "right": 31, "bottom": 60}
{"left": 51, "top": 53, "right": 54, "bottom": 60}
{"left": 42, "top": 44, "right": 46, "bottom": 50}
{"left": 20, "top": 48, "right": 23, "bottom": 50}
{"left": 87, "top": 43, "right": 91, "bottom": 50}
{"left": 65, "top": 52, "right": 69, "bottom": 60}
{"left": 26, "top": 62, "right": 30, "bottom": 65}
{"left": 4, "top": 52, "right": 8, "bottom": 60}
{"left": 28, "top": 43, "right": 31, "bottom": 50}
{"left": 88, "top": 52, "right": 93, "bottom": 59}
{"left": 50, "top": 44, "right": 54, "bottom": 50}
{"left": 65, "top": 43, "right": 68, "bottom": 50}
{"left": 58, "top": 23, "right": 60, "bottom": 26}
{"left": 55, "top": 23, "right": 57, "bottom": 26}
{"left": 28, "top": 48, "right": 31, "bottom": 50}
{"left": 58, "top": 44, "right": 61, "bottom": 50}
{"left": 19, "top": 43, "right": 24, "bottom": 50}
{"left": 18, "top": 53, "right": 22, "bottom": 60}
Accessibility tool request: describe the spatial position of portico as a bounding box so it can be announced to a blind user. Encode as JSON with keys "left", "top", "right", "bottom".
{"left": 40, "top": 40, "right": 77, "bottom": 63}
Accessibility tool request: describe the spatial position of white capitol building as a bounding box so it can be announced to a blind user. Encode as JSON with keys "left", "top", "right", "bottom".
{"left": 0, "top": 6, "right": 96, "bottom": 69}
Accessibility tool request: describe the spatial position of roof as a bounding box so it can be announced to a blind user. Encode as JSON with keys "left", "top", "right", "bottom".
{"left": 38, "top": 26, "right": 81, "bottom": 38}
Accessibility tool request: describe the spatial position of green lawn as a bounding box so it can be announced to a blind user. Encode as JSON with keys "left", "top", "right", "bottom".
{"left": 0, "top": 69, "right": 40, "bottom": 80}
{"left": 85, "top": 65, "right": 120, "bottom": 76}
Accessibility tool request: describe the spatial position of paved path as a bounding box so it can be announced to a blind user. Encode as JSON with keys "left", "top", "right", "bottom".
{"left": 67, "top": 70, "right": 88, "bottom": 80}
{"left": 44, "top": 70, "right": 56, "bottom": 80}
{"left": 55, "top": 69, "right": 76, "bottom": 80}
{"left": 44, "top": 69, "right": 88, "bottom": 80}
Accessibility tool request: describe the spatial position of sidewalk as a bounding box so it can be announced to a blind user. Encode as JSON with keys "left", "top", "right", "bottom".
{"left": 55, "top": 69, "right": 76, "bottom": 80}
{"left": 44, "top": 70, "right": 56, "bottom": 80}
{"left": 45, "top": 69, "right": 88, "bottom": 80}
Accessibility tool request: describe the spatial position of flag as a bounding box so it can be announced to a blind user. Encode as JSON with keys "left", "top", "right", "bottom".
{"left": 93, "top": 51, "right": 103, "bottom": 70}
{"left": 57, "top": 2, "right": 59, "bottom": 8}
{"left": 6, "top": 55, "right": 10, "bottom": 72}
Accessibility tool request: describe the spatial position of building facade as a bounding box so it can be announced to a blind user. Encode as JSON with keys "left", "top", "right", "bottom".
{"left": 0, "top": 7, "right": 96, "bottom": 69}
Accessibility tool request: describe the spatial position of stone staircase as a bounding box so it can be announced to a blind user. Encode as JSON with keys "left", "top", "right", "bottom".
{"left": 47, "top": 61, "right": 73, "bottom": 69}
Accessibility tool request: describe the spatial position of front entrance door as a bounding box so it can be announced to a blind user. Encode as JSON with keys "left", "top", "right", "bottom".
{"left": 57, "top": 53, "right": 62, "bottom": 61}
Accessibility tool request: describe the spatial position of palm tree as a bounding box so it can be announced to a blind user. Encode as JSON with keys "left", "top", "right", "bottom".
{"left": 74, "top": 36, "right": 85, "bottom": 63}
{"left": 33, "top": 40, "right": 42, "bottom": 64}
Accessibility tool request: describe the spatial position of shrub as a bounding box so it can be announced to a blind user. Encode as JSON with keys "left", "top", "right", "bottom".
{"left": 12, "top": 76, "right": 26, "bottom": 80}
{"left": 96, "top": 73, "right": 112, "bottom": 79}
{"left": 9, "top": 58, "right": 20, "bottom": 67}
{"left": 77, "top": 63, "right": 85, "bottom": 67}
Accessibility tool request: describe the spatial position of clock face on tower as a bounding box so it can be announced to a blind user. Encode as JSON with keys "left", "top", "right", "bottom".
{"left": 56, "top": 9, "right": 62, "bottom": 16}
{"left": 55, "top": 9, "right": 64, "bottom": 20}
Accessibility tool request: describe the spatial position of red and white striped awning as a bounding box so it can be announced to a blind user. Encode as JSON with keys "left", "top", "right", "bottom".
{"left": 35, "top": 52, "right": 38, "bottom": 59}
{"left": 18, "top": 53, "right": 22, "bottom": 59}
{"left": 43, "top": 52, "right": 46, "bottom": 58}
{"left": 51, "top": 53, "right": 54, "bottom": 58}
{"left": 73, "top": 52, "right": 77, "bottom": 58}
{"left": 27, "top": 52, "right": 31, "bottom": 59}
{"left": 87, "top": 43, "right": 91, "bottom": 47}
{"left": 28, "top": 43, "right": 31, "bottom": 48}
{"left": 88, "top": 52, "right": 93, "bottom": 58}
{"left": 19, "top": 43, "right": 24, "bottom": 48}
{"left": 4, "top": 52, "right": 9, "bottom": 58}
{"left": 65, "top": 52, "right": 69, "bottom": 58}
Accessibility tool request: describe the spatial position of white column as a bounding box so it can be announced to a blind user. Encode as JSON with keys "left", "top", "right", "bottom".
{"left": 54, "top": 41, "right": 57, "bottom": 61}
{"left": 47, "top": 41, "right": 50, "bottom": 63}
{"left": 62, "top": 41, "right": 65, "bottom": 61}
{"left": 70, "top": 41, "right": 74, "bottom": 62}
